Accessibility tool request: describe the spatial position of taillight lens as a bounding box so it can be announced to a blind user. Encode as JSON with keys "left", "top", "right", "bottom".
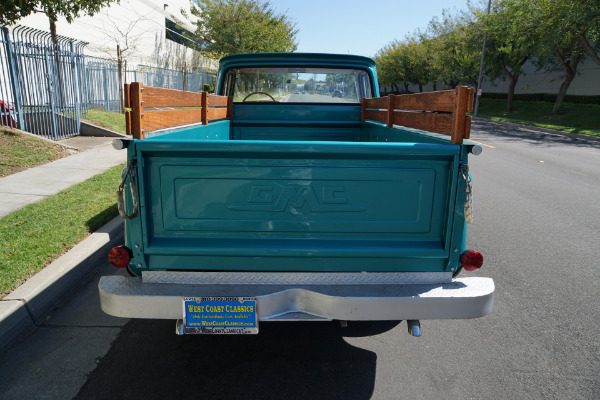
{"left": 461, "top": 250, "right": 483, "bottom": 271}
{"left": 108, "top": 246, "right": 131, "bottom": 268}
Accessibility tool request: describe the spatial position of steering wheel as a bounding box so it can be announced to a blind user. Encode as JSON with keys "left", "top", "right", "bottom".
{"left": 242, "top": 92, "right": 276, "bottom": 102}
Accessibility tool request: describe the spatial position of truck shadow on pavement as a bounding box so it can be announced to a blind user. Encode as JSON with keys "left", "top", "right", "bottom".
{"left": 74, "top": 319, "right": 390, "bottom": 400}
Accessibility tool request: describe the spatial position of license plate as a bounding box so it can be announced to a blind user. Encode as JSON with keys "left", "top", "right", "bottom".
{"left": 182, "top": 297, "right": 258, "bottom": 334}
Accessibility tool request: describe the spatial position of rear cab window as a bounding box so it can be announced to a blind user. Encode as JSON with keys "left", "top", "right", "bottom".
{"left": 223, "top": 66, "right": 373, "bottom": 103}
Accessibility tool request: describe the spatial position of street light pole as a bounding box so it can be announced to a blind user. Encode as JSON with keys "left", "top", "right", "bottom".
{"left": 474, "top": 0, "right": 492, "bottom": 117}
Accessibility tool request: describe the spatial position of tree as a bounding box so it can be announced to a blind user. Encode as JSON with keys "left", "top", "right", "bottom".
{"left": 374, "top": 41, "right": 412, "bottom": 93}
{"left": 402, "top": 35, "right": 432, "bottom": 92}
{"left": 477, "top": 0, "right": 538, "bottom": 113}
{"left": 427, "top": 10, "right": 482, "bottom": 88}
{"left": 96, "top": 11, "right": 146, "bottom": 113}
{"left": 567, "top": 0, "right": 600, "bottom": 65}
{"left": 527, "top": 0, "right": 588, "bottom": 115}
{"left": 189, "top": 0, "right": 298, "bottom": 55}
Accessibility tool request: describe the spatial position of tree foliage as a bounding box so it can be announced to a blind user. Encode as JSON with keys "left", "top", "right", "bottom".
{"left": 0, "top": 0, "right": 115, "bottom": 25}
{"left": 476, "top": 0, "right": 538, "bottom": 113}
{"left": 427, "top": 10, "right": 482, "bottom": 88}
{"left": 375, "top": 9, "right": 481, "bottom": 93}
{"left": 189, "top": 0, "right": 298, "bottom": 55}
{"left": 374, "top": 0, "right": 597, "bottom": 115}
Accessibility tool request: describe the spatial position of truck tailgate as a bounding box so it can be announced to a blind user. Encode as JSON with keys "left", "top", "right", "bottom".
{"left": 130, "top": 140, "right": 462, "bottom": 272}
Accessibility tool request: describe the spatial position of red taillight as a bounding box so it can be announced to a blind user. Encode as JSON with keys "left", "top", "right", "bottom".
{"left": 108, "top": 246, "right": 131, "bottom": 268}
{"left": 461, "top": 250, "right": 483, "bottom": 271}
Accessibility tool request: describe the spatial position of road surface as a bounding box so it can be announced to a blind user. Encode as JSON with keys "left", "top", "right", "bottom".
{"left": 1, "top": 120, "right": 598, "bottom": 399}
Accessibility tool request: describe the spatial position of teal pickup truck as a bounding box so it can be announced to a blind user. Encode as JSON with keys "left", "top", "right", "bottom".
{"left": 99, "top": 53, "right": 493, "bottom": 336}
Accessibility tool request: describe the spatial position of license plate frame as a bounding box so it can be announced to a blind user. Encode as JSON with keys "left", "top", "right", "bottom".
{"left": 182, "top": 297, "right": 258, "bottom": 334}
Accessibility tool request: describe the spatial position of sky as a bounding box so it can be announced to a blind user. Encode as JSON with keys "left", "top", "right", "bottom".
{"left": 271, "top": 0, "right": 471, "bottom": 58}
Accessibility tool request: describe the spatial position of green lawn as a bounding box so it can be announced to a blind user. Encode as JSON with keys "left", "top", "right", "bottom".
{"left": 475, "top": 99, "right": 600, "bottom": 137}
{"left": 83, "top": 109, "right": 127, "bottom": 135}
{"left": 0, "top": 128, "right": 72, "bottom": 178}
{"left": 0, "top": 164, "right": 124, "bottom": 298}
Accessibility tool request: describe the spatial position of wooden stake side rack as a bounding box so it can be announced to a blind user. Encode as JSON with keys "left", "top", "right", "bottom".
{"left": 124, "top": 82, "right": 233, "bottom": 139}
{"left": 361, "top": 86, "right": 475, "bottom": 144}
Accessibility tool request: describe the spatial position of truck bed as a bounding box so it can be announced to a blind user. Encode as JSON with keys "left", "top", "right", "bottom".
{"left": 125, "top": 117, "right": 467, "bottom": 274}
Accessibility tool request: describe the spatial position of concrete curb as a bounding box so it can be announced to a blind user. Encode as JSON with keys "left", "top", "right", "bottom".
{"left": 0, "top": 217, "right": 124, "bottom": 355}
{"left": 80, "top": 121, "right": 128, "bottom": 138}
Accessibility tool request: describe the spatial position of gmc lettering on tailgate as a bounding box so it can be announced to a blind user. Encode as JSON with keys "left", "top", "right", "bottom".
{"left": 229, "top": 184, "right": 366, "bottom": 213}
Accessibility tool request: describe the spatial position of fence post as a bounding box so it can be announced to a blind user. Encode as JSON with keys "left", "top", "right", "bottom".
{"left": 103, "top": 64, "right": 110, "bottom": 111}
{"left": 79, "top": 44, "right": 89, "bottom": 117}
{"left": 69, "top": 41, "right": 81, "bottom": 133}
{"left": 1, "top": 27, "right": 25, "bottom": 130}
{"left": 43, "top": 47, "right": 59, "bottom": 140}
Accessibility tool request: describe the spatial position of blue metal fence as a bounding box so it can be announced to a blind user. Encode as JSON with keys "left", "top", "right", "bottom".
{"left": 1, "top": 25, "right": 86, "bottom": 139}
{"left": 0, "top": 25, "right": 216, "bottom": 140}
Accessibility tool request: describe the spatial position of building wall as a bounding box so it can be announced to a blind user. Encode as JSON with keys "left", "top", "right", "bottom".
{"left": 14, "top": 0, "right": 210, "bottom": 69}
{"left": 480, "top": 59, "right": 600, "bottom": 96}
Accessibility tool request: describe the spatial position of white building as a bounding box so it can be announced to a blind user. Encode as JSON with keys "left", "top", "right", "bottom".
{"left": 15, "top": 0, "right": 216, "bottom": 71}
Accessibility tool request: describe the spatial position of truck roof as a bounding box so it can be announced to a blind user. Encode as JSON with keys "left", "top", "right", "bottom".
{"left": 218, "top": 52, "right": 377, "bottom": 71}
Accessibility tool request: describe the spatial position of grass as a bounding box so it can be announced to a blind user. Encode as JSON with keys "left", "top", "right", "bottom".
{"left": 475, "top": 99, "right": 600, "bottom": 137}
{"left": 83, "top": 108, "right": 127, "bottom": 134}
{"left": 0, "top": 163, "right": 124, "bottom": 298}
{"left": 0, "top": 128, "right": 72, "bottom": 178}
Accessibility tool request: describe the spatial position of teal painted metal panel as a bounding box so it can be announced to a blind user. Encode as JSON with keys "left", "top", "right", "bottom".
{"left": 124, "top": 137, "right": 462, "bottom": 273}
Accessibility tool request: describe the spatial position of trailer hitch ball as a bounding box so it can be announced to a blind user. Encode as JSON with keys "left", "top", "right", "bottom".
{"left": 407, "top": 320, "right": 421, "bottom": 337}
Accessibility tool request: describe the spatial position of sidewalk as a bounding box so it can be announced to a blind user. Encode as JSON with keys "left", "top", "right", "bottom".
{"left": 0, "top": 136, "right": 126, "bottom": 218}
{"left": 0, "top": 135, "right": 127, "bottom": 354}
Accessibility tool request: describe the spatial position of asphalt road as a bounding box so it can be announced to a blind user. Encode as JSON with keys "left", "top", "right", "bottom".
{"left": 1, "top": 120, "right": 599, "bottom": 399}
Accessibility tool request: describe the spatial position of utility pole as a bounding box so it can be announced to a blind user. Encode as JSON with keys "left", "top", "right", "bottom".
{"left": 474, "top": 0, "right": 492, "bottom": 117}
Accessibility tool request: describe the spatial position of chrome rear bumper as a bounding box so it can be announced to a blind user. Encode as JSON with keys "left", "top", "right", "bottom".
{"left": 99, "top": 272, "right": 494, "bottom": 321}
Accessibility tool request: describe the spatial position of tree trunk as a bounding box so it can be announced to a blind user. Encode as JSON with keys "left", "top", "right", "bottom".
{"left": 403, "top": 83, "right": 409, "bottom": 93}
{"left": 552, "top": 75, "right": 574, "bottom": 115}
{"left": 506, "top": 75, "right": 517, "bottom": 114}
{"left": 552, "top": 46, "right": 583, "bottom": 115}
{"left": 580, "top": 34, "right": 600, "bottom": 66}
{"left": 504, "top": 69, "right": 520, "bottom": 114}
{"left": 117, "top": 45, "right": 124, "bottom": 114}
{"left": 433, "top": 82, "right": 437, "bottom": 91}
{"left": 49, "top": 18, "right": 65, "bottom": 108}
{"left": 418, "top": 83, "right": 423, "bottom": 92}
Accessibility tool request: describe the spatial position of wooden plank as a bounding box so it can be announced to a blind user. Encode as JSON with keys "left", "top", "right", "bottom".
{"left": 227, "top": 96, "right": 233, "bottom": 120}
{"left": 451, "top": 86, "right": 470, "bottom": 144}
{"left": 206, "top": 94, "right": 229, "bottom": 107}
{"left": 387, "top": 95, "right": 394, "bottom": 128}
{"left": 142, "top": 86, "right": 202, "bottom": 108}
{"left": 130, "top": 82, "right": 144, "bottom": 139}
{"left": 207, "top": 107, "right": 228, "bottom": 122}
{"left": 464, "top": 115, "right": 472, "bottom": 139}
{"left": 392, "top": 111, "right": 453, "bottom": 136}
{"left": 467, "top": 88, "right": 475, "bottom": 113}
{"left": 143, "top": 109, "right": 203, "bottom": 132}
{"left": 392, "top": 90, "right": 456, "bottom": 113}
{"left": 124, "top": 83, "right": 131, "bottom": 135}
{"left": 363, "top": 96, "right": 389, "bottom": 109}
{"left": 364, "top": 109, "right": 387, "bottom": 124}
{"left": 361, "top": 98, "right": 367, "bottom": 122}
{"left": 201, "top": 92, "right": 208, "bottom": 125}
